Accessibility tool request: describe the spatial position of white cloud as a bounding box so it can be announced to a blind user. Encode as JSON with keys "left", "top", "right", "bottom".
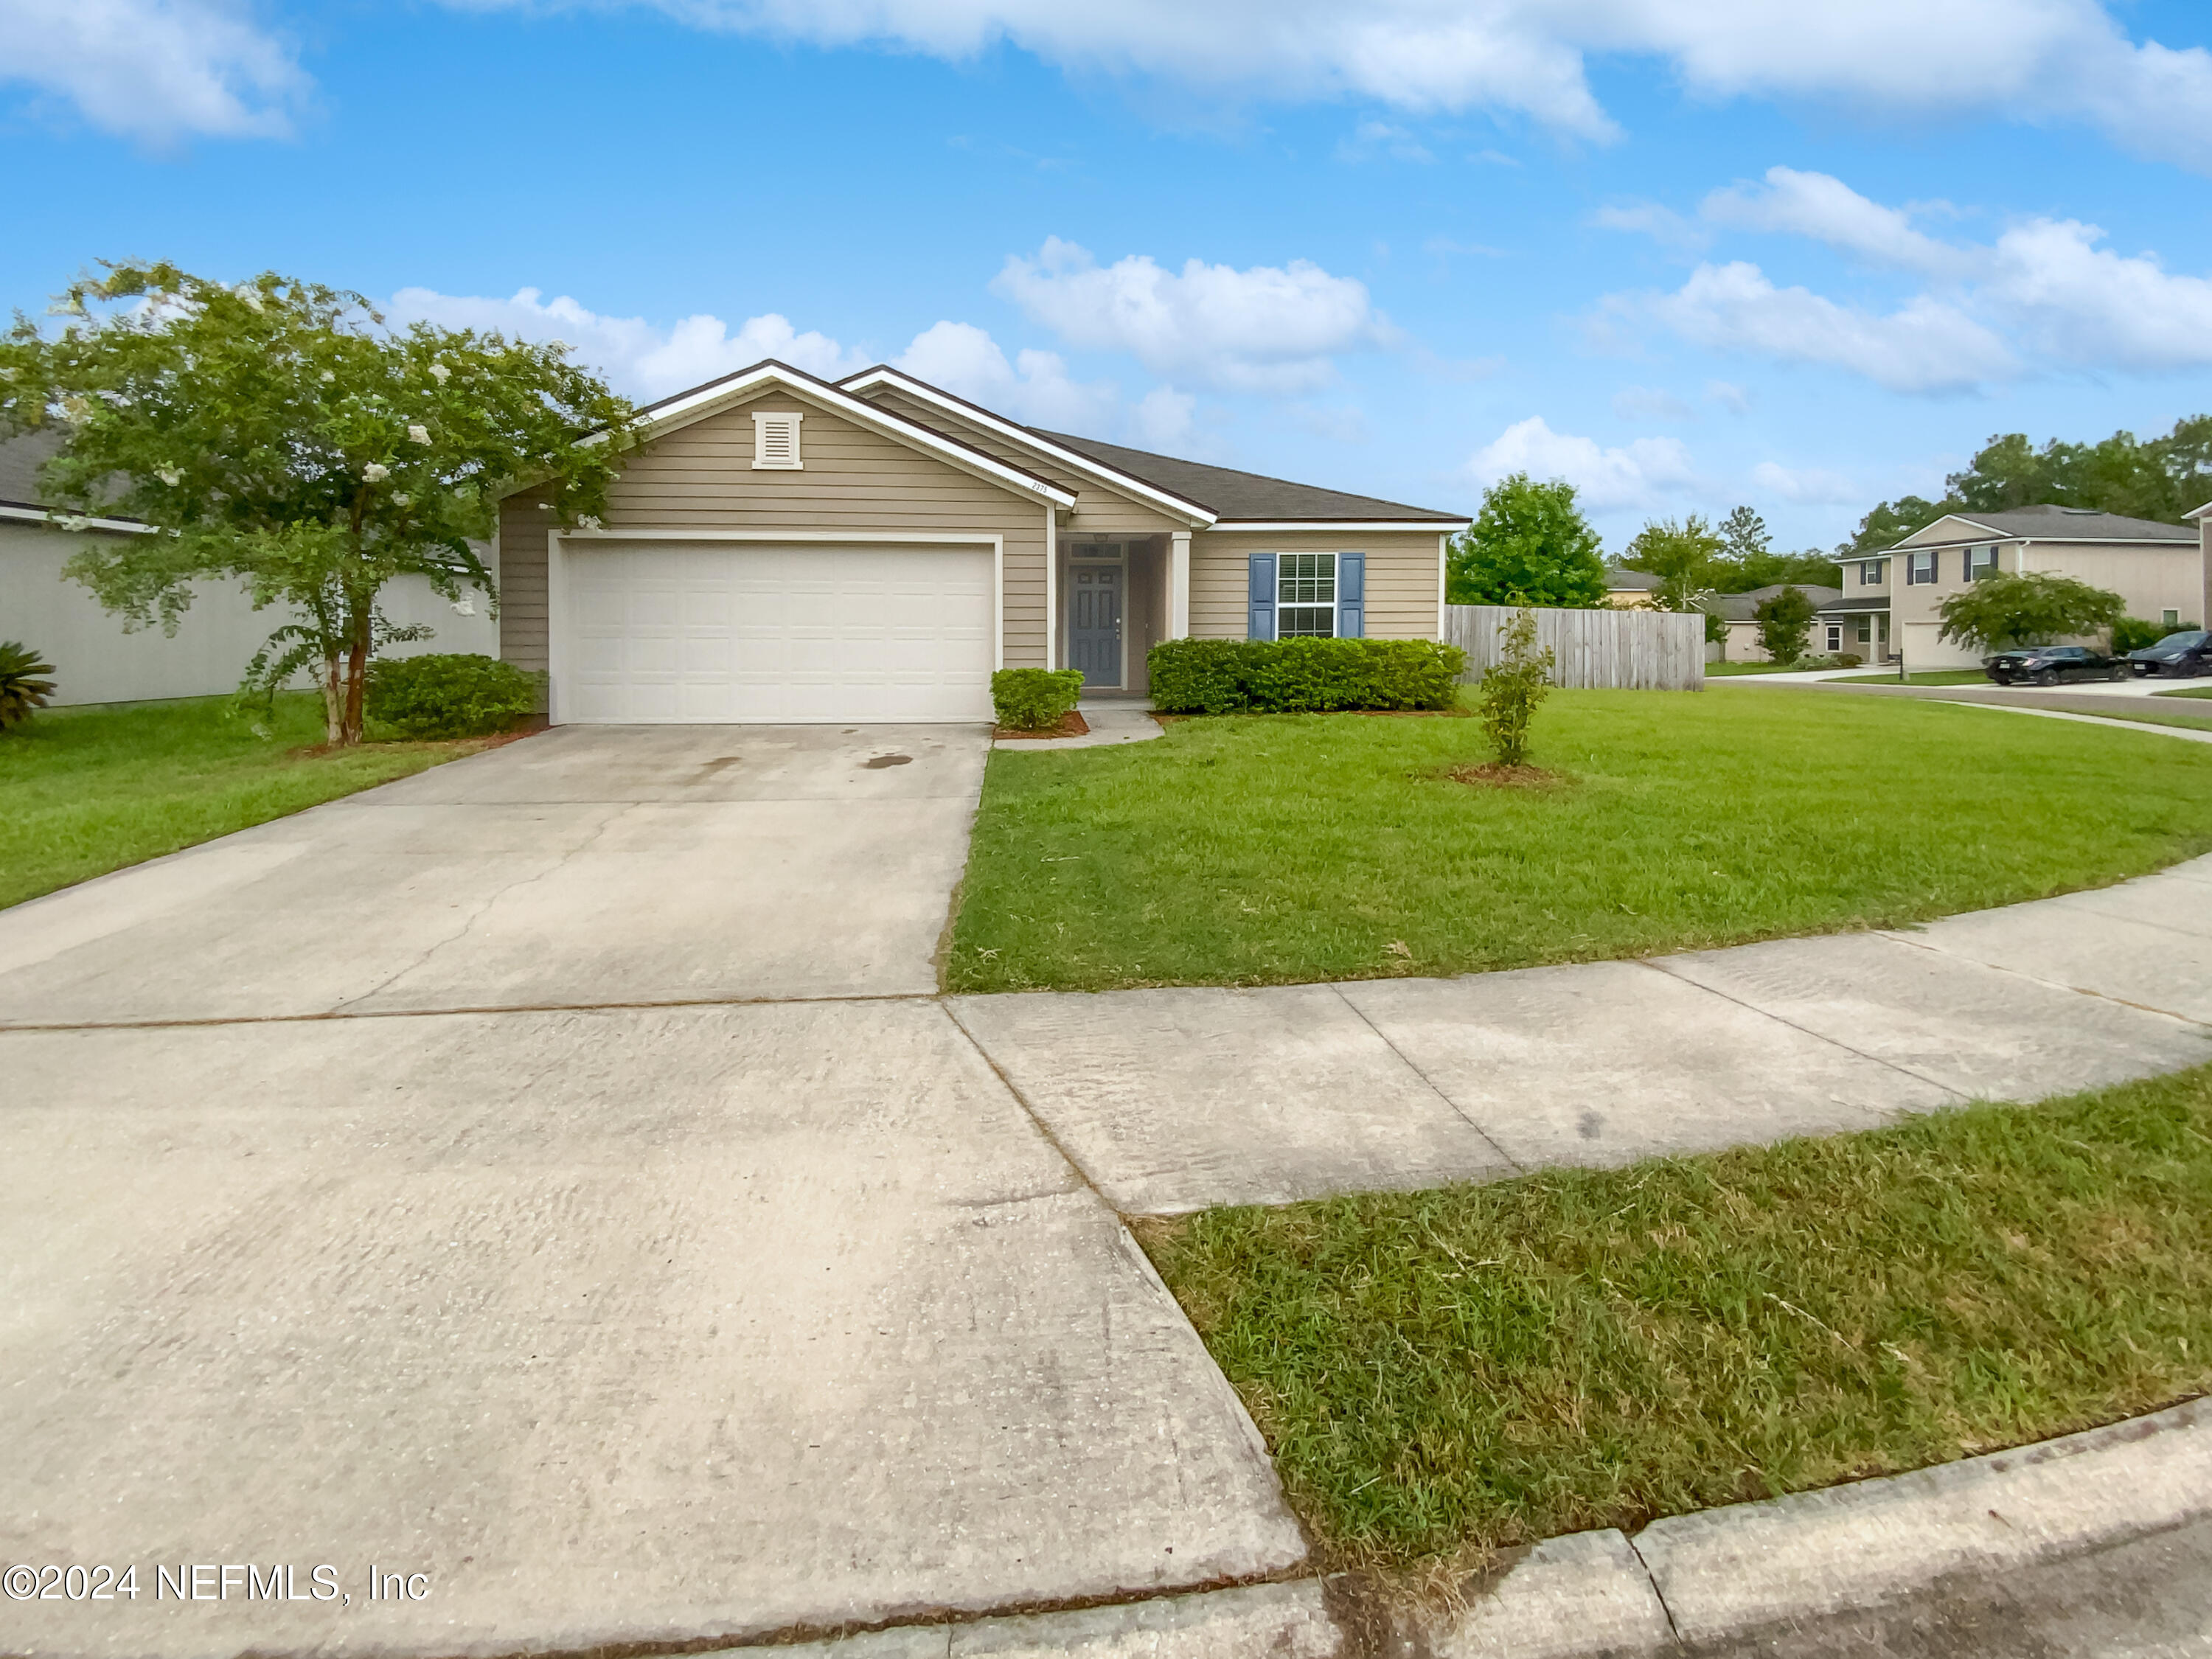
{"left": 893, "top": 320, "right": 1118, "bottom": 431}
{"left": 990, "top": 236, "right": 1391, "bottom": 395}
{"left": 1130, "top": 385, "right": 1197, "bottom": 451}
{"left": 1750, "top": 460, "right": 1858, "bottom": 505}
{"left": 386, "top": 287, "right": 872, "bottom": 399}
{"left": 1700, "top": 167, "right": 1969, "bottom": 277}
{"left": 1612, "top": 385, "right": 1694, "bottom": 422}
{"left": 1590, "top": 202, "right": 1710, "bottom": 257}
{"left": 1467, "top": 416, "right": 1697, "bottom": 512}
{"left": 447, "top": 0, "right": 2212, "bottom": 170}
{"left": 1983, "top": 218, "right": 2212, "bottom": 372}
{"left": 1705, "top": 380, "right": 1752, "bottom": 414}
{"left": 1640, "top": 262, "right": 2017, "bottom": 394}
{"left": 0, "top": 0, "right": 307, "bottom": 142}
{"left": 1336, "top": 119, "right": 1433, "bottom": 163}
{"left": 1610, "top": 170, "right": 2212, "bottom": 388}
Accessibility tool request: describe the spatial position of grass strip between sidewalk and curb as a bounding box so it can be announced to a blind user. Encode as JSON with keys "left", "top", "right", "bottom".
{"left": 1138, "top": 1064, "right": 2212, "bottom": 1574}
{"left": 947, "top": 688, "right": 2212, "bottom": 993}
{"left": 0, "top": 693, "right": 499, "bottom": 911}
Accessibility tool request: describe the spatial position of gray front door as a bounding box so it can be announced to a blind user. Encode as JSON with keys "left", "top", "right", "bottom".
{"left": 1069, "top": 566, "right": 1121, "bottom": 689}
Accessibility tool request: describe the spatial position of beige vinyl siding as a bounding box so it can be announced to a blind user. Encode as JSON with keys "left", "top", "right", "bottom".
{"left": 498, "top": 388, "right": 1052, "bottom": 669}
{"left": 1190, "top": 529, "right": 1444, "bottom": 640}
{"left": 860, "top": 385, "right": 1188, "bottom": 540}
{"left": 1891, "top": 538, "right": 2202, "bottom": 658}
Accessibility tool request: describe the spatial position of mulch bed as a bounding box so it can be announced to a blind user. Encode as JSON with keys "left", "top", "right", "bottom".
{"left": 995, "top": 710, "right": 1091, "bottom": 740}
{"left": 1447, "top": 762, "right": 1562, "bottom": 788}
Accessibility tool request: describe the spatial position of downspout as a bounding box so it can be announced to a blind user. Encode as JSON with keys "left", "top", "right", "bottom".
{"left": 1045, "top": 504, "right": 1058, "bottom": 670}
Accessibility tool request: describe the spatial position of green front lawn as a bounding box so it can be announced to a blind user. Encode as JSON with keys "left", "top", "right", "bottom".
{"left": 0, "top": 694, "right": 495, "bottom": 911}
{"left": 1705, "top": 661, "right": 1813, "bottom": 675}
{"left": 2154, "top": 684, "right": 2212, "bottom": 700}
{"left": 1832, "top": 669, "right": 1994, "bottom": 685}
{"left": 1141, "top": 1064, "right": 2212, "bottom": 1571}
{"left": 946, "top": 689, "right": 2212, "bottom": 993}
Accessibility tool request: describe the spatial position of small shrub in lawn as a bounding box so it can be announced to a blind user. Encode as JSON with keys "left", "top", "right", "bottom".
{"left": 0, "top": 641, "right": 58, "bottom": 731}
{"left": 992, "top": 667, "right": 1085, "bottom": 731}
{"left": 364, "top": 653, "right": 540, "bottom": 738}
{"left": 1148, "top": 638, "right": 1467, "bottom": 715}
{"left": 1475, "top": 607, "right": 1552, "bottom": 767}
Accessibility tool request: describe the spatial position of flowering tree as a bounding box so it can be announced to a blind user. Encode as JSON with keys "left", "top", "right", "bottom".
{"left": 0, "top": 262, "right": 637, "bottom": 745}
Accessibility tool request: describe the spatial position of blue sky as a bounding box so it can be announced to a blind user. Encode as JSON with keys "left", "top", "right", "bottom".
{"left": 4, "top": 1, "right": 2212, "bottom": 551}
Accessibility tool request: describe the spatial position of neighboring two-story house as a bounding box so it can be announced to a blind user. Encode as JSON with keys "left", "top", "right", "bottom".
{"left": 1883, "top": 505, "right": 2200, "bottom": 672}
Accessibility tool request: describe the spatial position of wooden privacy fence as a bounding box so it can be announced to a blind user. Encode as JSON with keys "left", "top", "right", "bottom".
{"left": 1444, "top": 605, "right": 1705, "bottom": 691}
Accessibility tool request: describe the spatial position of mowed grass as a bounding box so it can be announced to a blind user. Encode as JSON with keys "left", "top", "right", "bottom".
{"left": 1140, "top": 1065, "right": 2212, "bottom": 1570}
{"left": 946, "top": 688, "right": 2212, "bottom": 992}
{"left": 0, "top": 694, "right": 491, "bottom": 910}
{"left": 1832, "top": 669, "right": 1996, "bottom": 686}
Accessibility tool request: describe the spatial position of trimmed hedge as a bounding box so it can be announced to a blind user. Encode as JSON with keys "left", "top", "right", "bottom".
{"left": 992, "top": 667, "right": 1086, "bottom": 731}
{"left": 1147, "top": 637, "right": 1468, "bottom": 715}
{"left": 364, "top": 653, "right": 541, "bottom": 738}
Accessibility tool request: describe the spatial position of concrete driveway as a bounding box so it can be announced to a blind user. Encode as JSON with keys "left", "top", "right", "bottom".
{"left": 0, "top": 727, "right": 1304, "bottom": 1657}
{"left": 0, "top": 723, "right": 989, "bottom": 1024}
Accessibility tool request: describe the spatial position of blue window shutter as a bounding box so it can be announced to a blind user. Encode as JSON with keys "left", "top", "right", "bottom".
{"left": 1337, "top": 552, "right": 1366, "bottom": 638}
{"left": 1248, "top": 553, "right": 1277, "bottom": 639}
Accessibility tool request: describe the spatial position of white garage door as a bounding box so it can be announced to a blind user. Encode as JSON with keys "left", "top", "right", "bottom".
{"left": 560, "top": 540, "right": 995, "bottom": 723}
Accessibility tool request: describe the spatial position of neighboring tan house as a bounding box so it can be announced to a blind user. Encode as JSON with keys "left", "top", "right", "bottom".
{"left": 1818, "top": 551, "right": 1897, "bottom": 664}
{"left": 1708, "top": 583, "right": 1844, "bottom": 664}
{"left": 0, "top": 429, "right": 496, "bottom": 706}
{"left": 495, "top": 360, "right": 1469, "bottom": 724}
{"left": 1603, "top": 568, "right": 1661, "bottom": 607}
{"left": 1886, "top": 505, "right": 2199, "bottom": 672}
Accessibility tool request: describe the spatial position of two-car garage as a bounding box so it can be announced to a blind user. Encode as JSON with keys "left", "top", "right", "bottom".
{"left": 554, "top": 538, "right": 998, "bottom": 724}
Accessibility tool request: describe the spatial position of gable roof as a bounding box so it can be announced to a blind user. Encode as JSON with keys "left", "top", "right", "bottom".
{"left": 1605, "top": 568, "right": 1661, "bottom": 591}
{"left": 594, "top": 359, "right": 1078, "bottom": 509}
{"left": 0, "top": 428, "right": 148, "bottom": 534}
{"left": 1892, "top": 504, "right": 2195, "bottom": 549}
{"left": 1028, "top": 428, "right": 1465, "bottom": 526}
{"left": 1707, "top": 583, "right": 1841, "bottom": 622}
{"left": 838, "top": 366, "right": 1217, "bottom": 526}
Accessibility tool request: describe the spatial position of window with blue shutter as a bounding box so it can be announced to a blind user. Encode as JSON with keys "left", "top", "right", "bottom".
{"left": 1248, "top": 553, "right": 1277, "bottom": 639}
{"left": 1337, "top": 552, "right": 1365, "bottom": 637}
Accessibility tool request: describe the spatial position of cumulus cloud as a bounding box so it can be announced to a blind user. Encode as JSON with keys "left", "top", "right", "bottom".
{"left": 1750, "top": 460, "right": 1859, "bottom": 505}
{"left": 1590, "top": 202, "right": 1710, "bottom": 257}
{"left": 445, "top": 0, "right": 2212, "bottom": 170}
{"left": 1640, "top": 262, "right": 2017, "bottom": 394}
{"left": 386, "top": 287, "right": 872, "bottom": 399}
{"left": 1701, "top": 167, "right": 1969, "bottom": 277}
{"left": 1604, "top": 169, "right": 2212, "bottom": 389}
{"left": 990, "top": 237, "right": 1391, "bottom": 395}
{"left": 894, "top": 319, "right": 1119, "bottom": 431}
{"left": 1467, "top": 416, "right": 1697, "bottom": 512}
{"left": 0, "top": 0, "right": 307, "bottom": 142}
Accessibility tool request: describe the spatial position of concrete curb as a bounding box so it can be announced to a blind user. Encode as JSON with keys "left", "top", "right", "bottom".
{"left": 768, "top": 1398, "right": 2211, "bottom": 1655}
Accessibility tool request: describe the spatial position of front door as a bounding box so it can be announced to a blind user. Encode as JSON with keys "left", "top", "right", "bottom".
{"left": 1069, "top": 565, "right": 1122, "bottom": 689}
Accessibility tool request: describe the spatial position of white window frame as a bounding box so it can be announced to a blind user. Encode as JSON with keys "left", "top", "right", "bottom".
{"left": 751, "top": 410, "right": 804, "bottom": 470}
{"left": 1859, "top": 560, "right": 1884, "bottom": 586}
{"left": 1905, "top": 551, "right": 1938, "bottom": 585}
{"left": 2166, "top": 608, "right": 2183, "bottom": 627}
{"left": 1966, "top": 545, "right": 2000, "bottom": 581}
{"left": 1825, "top": 623, "right": 1843, "bottom": 653}
{"left": 1277, "top": 551, "right": 1338, "bottom": 638}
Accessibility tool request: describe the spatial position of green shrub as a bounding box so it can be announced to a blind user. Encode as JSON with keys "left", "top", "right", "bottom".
{"left": 364, "top": 653, "right": 540, "bottom": 738}
{"left": 992, "top": 667, "right": 1085, "bottom": 731}
{"left": 1148, "top": 638, "right": 1468, "bottom": 715}
{"left": 0, "top": 641, "right": 58, "bottom": 731}
{"left": 1476, "top": 608, "right": 1552, "bottom": 766}
{"left": 2113, "top": 616, "right": 2201, "bottom": 653}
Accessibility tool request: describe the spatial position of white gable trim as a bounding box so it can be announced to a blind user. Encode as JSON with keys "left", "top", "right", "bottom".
{"left": 1888, "top": 512, "right": 2194, "bottom": 552}
{"left": 841, "top": 366, "right": 1216, "bottom": 528}
{"left": 1211, "top": 519, "right": 1472, "bottom": 534}
{"left": 604, "top": 361, "right": 1078, "bottom": 510}
{"left": 0, "top": 503, "right": 153, "bottom": 535}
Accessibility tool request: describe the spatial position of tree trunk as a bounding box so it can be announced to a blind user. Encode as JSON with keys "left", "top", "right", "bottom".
{"left": 340, "top": 610, "right": 370, "bottom": 747}
{"left": 320, "top": 653, "right": 344, "bottom": 747}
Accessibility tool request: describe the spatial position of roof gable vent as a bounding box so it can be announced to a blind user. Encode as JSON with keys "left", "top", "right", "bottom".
{"left": 751, "top": 410, "right": 804, "bottom": 470}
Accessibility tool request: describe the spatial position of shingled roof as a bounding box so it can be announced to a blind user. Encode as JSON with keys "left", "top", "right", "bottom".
{"left": 1029, "top": 427, "right": 1464, "bottom": 524}
{"left": 1906, "top": 504, "right": 2196, "bottom": 545}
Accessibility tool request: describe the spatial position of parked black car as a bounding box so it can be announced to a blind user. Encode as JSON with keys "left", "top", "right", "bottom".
{"left": 2127, "top": 630, "right": 2212, "bottom": 677}
{"left": 1983, "top": 644, "right": 2126, "bottom": 686}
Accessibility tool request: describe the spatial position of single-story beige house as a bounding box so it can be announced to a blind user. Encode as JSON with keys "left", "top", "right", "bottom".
{"left": 1706, "top": 582, "right": 1843, "bottom": 663}
{"left": 495, "top": 360, "right": 1468, "bottom": 724}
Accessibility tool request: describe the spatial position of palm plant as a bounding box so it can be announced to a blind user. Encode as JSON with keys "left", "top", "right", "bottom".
{"left": 0, "top": 641, "right": 58, "bottom": 730}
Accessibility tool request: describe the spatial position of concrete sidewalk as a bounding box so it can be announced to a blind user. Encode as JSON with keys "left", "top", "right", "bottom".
{"left": 951, "top": 849, "right": 2212, "bottom": 1213}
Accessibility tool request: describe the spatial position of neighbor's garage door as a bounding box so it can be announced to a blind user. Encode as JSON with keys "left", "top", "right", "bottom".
{"left": 562, "top": 540, "right": 995, "bottom": 723}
